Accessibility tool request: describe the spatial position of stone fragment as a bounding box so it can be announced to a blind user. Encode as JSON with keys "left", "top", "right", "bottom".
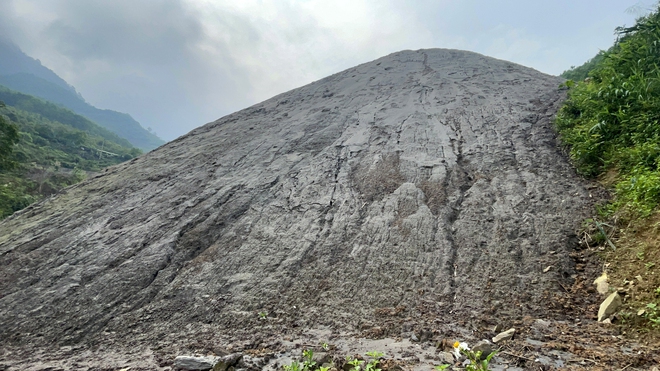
{"left": 598, "top": 292, "right": 622, "bottom": 322}
{"left": 212, "top": 353, "right": 242, "bottom": 371}
{"left": 438, "top": 351, "right": 453, "bottom": 364}
{"left": 593, "top": 272, "right": 609, "bottom": 295}
{"left": 492, "top": 328, "right": 515, "bottom": 343}
{"left": 174, "top": 355, "right": 220, "bottom": 370}
{"left": 312, "top": 352, "right": 330, "bottom": 365}
{"left": 543, "top": 266, "right": 552, "bottom": 273}
{"left": 472, "top": 340, "right": 494, "bottom": 359}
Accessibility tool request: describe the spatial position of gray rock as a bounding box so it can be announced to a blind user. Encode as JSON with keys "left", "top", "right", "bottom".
{"left": 174, "top": 355, "right": 219, "bottom": 370}
{"left": 438, "top": 351, "right": 454, "bottom": 364}
{"left": 598, "top": 292, "right": 622, "bottom": 322}
{"left": 492, "top": 328, "right": 516, "bottom": 343}
{"left": 0, "top": 49, "right": 594, "bottom": 350}
{"left": 213, "top": 353, "right": 243, "bottom": 371}
{"left": 472, "top": 340, "right": 494, "bottom": 358}
{"left": 312, "top": 352, "right": 330, "bottom": 365}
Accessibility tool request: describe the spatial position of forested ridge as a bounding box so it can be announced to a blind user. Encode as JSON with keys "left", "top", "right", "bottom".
{"left": 0, "top": 84, "right": 140, "bottom": 219}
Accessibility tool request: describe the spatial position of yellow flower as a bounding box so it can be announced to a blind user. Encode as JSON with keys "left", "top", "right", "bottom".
{"left": 453, "top": 341, "right": 460, "bottom": 348}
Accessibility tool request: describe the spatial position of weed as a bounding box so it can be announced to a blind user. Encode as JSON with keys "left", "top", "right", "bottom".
{"left": 345, "top": 357, "right": 364, "bottom": 371}
{"left": 645, "top": 303, "right": 660, "bottom": 327}
{"left": 282, "top": 349, "right": 317, "bottom": 371}
{"left": 258, "top": 311, "right": 268, "bottom": 319}
{"left": 451, "top": 341, "right": 497, "bottom": 371}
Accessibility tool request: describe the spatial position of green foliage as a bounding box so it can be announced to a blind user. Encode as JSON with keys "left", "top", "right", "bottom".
{"left": 282, "top": 349, "right": 317, "bottom": 371}
{"left": 645, "top": 302, "right": 660, "bottom": 327}
{"left": 460, "top": 348, "right": 497, "bottom": 371}
{"left": 0, "top": 176, "right": 37, "bottom": 219}
{"left": 346, "top": 357, "right": 364, "bottom": 371}
{"left": 555, "top": 5, "right": 660, "bottom": 217}
{"left": 0, "top": 101, "right": 19, "bottom": 170}
{"left": 0, "top": 74, "right": 164, "bottom": 150}
{"left": 0, "top": 84, "right": 133, "bottom": 148}
{"left": 561, "top": 52, "right": 606, "bottom": 81}
{"left": 0, "top": 89, "right": 140, "bottom": 219}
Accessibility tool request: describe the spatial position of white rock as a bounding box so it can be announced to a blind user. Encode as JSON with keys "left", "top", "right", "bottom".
{"left": 598, "top": 292, "right": 622, "bottom": 322}
{"left": 593, "top": 272, "right": 609, "bottom": 295}
{"left": 492, "top": 328, "right": 515, "bottom": 343}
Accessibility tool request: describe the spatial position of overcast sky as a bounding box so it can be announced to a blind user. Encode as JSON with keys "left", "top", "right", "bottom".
{"left": 0, "top": 0, "right": 652, "bottom": 140}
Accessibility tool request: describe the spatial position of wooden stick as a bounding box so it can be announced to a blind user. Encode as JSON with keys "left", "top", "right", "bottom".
{"left": 500, "top": 351, "right": 534, "bottom": 361}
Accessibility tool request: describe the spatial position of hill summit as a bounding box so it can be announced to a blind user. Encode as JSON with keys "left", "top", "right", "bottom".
{"left": 0, "top": 49, "right": 593, "bottom": 366}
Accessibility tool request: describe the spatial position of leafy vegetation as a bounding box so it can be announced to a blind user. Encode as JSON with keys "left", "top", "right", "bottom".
{"left": 556, "top": 6, "right": 660, "bottom": 217}
{"left": 561, "top": 52, "right": 606, "bottom": 81}
{"left": 0, "top": 101, "right": 19, "bottom": 170}
{"left": 282, "top": 350, "right": 383, "bottom": 371}
{"left": 556, "top": 5, "right": 660, "bottom": 336}
{"left": 0, "top": 85, "right": 140, "bottom": 219}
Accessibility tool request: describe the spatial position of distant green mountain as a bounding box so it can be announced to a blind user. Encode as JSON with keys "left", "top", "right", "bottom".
{"left": 0, "top": 85, "right": 133, "bottom": 148}
{"left": 0, "top": 85, "right": 140, "bottom": 218}
{"left": 0, "top": 39, "right": 75, "bottom": 93}
{"left": 0, "top": 39, "right": 164, "bottom": 150}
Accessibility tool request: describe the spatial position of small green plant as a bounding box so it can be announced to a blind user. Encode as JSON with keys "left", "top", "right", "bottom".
{"left": 302, "top": 349, "right": 316, "bottom": 370}
{"left": 645, "top": 302, "right": 660, "bottom": 327}
{"left": 282, "top": 349, "right": 317, "bottom": 371}
{"left": 434, "top": 365, "right": 450, "bottom": 370}
{"left": 283, "top": 360, "right": 303, "bottom": 371}
{"left": 346, "top": 357, "right": 364, "bottom": 371}
{"left": 258, "top": 311, "right": 268, "bottom": 319}
{"left": 453, "top": 341, "right": 497, "bottom": 371}
{"left": 321, "top": 342, "right": 329, "bottom": 351}
{"left": 364, "top": 351, "right": 383, "bottom": 371}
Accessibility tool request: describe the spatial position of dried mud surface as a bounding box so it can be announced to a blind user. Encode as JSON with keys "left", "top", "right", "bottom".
{"left": 3, "top": 49, "right": 653, "bottom": 369}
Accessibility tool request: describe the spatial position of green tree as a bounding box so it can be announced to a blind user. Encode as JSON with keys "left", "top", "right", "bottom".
{"left": 0, "top": 101, "right": 20, "bottom": 170}
{"left": 556, "top": 5, "right": 660, "bottom": 215}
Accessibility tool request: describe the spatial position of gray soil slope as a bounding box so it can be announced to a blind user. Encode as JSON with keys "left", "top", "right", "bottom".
{"left": 0, "top": 49, "right": 592, "bottom": 354}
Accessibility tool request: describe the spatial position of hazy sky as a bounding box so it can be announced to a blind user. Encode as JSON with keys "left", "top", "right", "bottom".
{"left": 0, "top": 0, "right": 651, "bottom": 140}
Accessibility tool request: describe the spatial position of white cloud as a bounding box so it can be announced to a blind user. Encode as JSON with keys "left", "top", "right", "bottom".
{"left": 0, "top": 0, "right": 644, "bottom": 140}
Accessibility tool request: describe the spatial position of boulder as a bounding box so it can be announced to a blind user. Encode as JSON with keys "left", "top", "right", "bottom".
{"left": 598, "top": 292, "right": 622, "bottom": 322}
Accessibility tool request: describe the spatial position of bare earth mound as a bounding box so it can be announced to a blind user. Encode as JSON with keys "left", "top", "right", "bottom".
{"left": 0, "top": 49, "right": 612, "bottom": 369}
